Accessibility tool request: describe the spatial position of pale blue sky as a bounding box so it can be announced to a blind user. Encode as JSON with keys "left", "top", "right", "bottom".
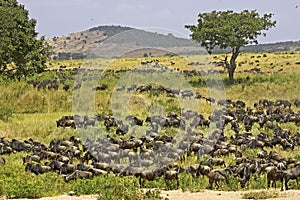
{"left": 18, "top": 0, "right": 300, "bottom": 43}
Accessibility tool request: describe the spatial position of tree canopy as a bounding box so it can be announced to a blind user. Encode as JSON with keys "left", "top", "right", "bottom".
{"left": 0, "top": 0, "right": 49, "bottom": 80}
{"left": 185, "top": 10, "right": 276, "bottom": 84}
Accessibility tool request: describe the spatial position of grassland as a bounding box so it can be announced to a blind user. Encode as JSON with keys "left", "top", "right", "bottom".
{"left": 0, "top": 51, "right": 300, "bottom": 199}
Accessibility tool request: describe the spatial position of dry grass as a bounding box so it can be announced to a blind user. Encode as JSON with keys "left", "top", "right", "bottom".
{"left": 242, "top": 190, "right": 280, "bottom": 199}
{"left": 0, "top": 113, "right": 76, "bottom": 143}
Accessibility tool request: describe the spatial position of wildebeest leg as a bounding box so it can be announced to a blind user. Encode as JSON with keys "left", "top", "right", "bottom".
{"left": 139, "top": 177, "right": 142, "bottom": 188}
{"left": 140, "top": 177, "right": 145, "bottom": 188}
{"left": 285, "top": 178, "right": 289, "bottom": 190}
{"left": 215, "top": 180, "right": 220, "bottom": 189}
{"left": 209, "top": 179, "right": 214, "bottom": 190}
{"left": 225, "top": 176, "right": 229, "bottom": 184}
{"left": 267, "top": 179, "right": 271, "bottom": 188}
{"left": 165, "top": 179, "right": 169, "bottom": 190}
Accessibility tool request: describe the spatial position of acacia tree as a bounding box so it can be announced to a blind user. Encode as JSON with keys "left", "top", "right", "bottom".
{"left": 0, "top": 0, "right": 49, "bottom": 80}
{"left": 185, "top": 10, "right": 276, "bottom": 84}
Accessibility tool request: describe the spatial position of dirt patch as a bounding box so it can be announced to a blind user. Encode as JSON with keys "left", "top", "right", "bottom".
{"left": 3, "top": 195, "right": 97, "bottom": 200}
{"left": 160, "top": 189, "right": 300, "bottom": 200}
{"left": 3, "top": 189, "right": 300, "bottom": 200}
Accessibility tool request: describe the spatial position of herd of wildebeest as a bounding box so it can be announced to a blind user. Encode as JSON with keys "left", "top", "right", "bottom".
{"left": 1, "top": 96, "right": 300, "bottom": 191}
{"left": 1, "top": 62, "right": 300, "bottom": 192}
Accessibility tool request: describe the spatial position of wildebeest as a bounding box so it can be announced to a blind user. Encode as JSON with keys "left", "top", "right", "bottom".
{"left": 56, "top": 117, "right": 76, "bottom": 129}
{"left": 207, "top": 158, "right": 226, "bottom": 167}
{"left": 0, "top": 157, "right": 5, "bottom": 164}
{"left": 10, "top": 139, "right": 32, "bottom": 152}
{"left": 63, "top": 170, "right": 93, "bottom": 182}
{"left": 207, "top": 169, "right": 229, "bottom": 189}
{"left": 164, "top": 170, "right": 179, "bottom": 189}
{"left": 25, "top": 163, "right": 52, "bottom": 175}
{"left": 267, "top": 167, "right": 284, "bottom": 191}
{"left": 198, "top": 164, "right": 212, "bottom": 177}
{"left": 283, "top": 164, "right": 300, "bottom": 190}
{"left": 125, "top": 115, "right": 143, "bottom": 126}
{"left": 138, "top": 167, "right": 166, "bottom": 188}
{"left": 116, "top": 124, "right": 129, "bottom": 135}
{"left": 22, "top": 154, "right": 41, "bottom": 164}
{"left": 59, "top": 163, "right": 76, "bottom": 175}
{"left": 235, "top": 164, "right": 250, "bottom": 188}
{"left": 63, "top": 84, "right": 70, "bottom": 91}
{"left": 46, "top": 160, "right": 65, "bottom": 172}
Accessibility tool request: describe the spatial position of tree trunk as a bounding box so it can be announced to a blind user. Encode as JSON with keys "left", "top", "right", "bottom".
{"left": 227, "top": 47, "right": 240, "bottom": 85}
{"left": 228, "top": 67, "right": 234, "bottom": 84}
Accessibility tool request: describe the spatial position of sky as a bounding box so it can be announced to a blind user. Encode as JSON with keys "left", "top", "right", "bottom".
{"left": 18, "top": 0, "right": 300, "bottom": 44}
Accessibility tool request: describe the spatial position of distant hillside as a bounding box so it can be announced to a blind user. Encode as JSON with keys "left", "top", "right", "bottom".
{"left": 242, "top": 41, "right": 300, "bottom": 52}
{"left": 46, "top": 25, "right": 133, "bottom": 60}
{"left": 46, "top": 25, "right": 300, "bottom": 60}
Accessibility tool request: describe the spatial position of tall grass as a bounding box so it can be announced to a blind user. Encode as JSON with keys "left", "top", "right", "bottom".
{"left": 71, "top": 175, "right": 164, "bottom": 200}
{"left": 0, "top": 153, "right": 70, "bottom": 198}
{"left": 1, "top": 52, "right": 300, "bottom": 115}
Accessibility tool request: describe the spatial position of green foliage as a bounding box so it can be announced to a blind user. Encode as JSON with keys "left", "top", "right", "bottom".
{"left": 179, "top": 172, "right": 207, "bottom": 192}
{"left": 242, "top": 190, "right": 279, "bottom": 199}
{"left": 186, "top": 10, "right": 276, "bottom": 83}
{"left": 143, "top": 176, "right": 166, "bottom": 190}
{"left": 0, "top": 0, "right": 49, "bottom": 80}
{"left": 0, "top": 154, "right": 70, "bottom": 198}
{"left": 0, "top": 177, "right": 43, "bottom": 198}
{"left": 218, "top": 175, "right": 240, "bottom": 191}
{"left": 248, "top": 175, "right": 267, "bottom": 190}
{"left": 71, "top": 175, "right": 163, "bottom": 200}
{"left": 186, "top": 10, "right": 276, "bottom": 52}
{"left": 0, "top": 107, "right": 13, "bottom": 122}
{"left": 143, "top": 190, "right": 164, "bottom": 200}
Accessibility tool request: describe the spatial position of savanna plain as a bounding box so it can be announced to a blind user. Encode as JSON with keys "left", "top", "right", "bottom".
{"left": 1, "top": 52, "right": 300, "bottom": 200}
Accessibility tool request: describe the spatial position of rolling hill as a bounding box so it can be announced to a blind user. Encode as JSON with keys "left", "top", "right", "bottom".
{"left": 46, "top": 25, "right": 300, "bottom": 60}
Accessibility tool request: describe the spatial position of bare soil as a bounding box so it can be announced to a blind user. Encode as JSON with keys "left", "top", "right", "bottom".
{"left": 160, "top": 189, "right": 300, "bottom": 200}
{"left": 4, "top": 189, "right": 300, "bottom": 200}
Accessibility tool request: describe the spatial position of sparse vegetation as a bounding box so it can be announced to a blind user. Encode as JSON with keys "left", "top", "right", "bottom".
{"left": 242, "top": 190, "right": 280, "bottom": 199}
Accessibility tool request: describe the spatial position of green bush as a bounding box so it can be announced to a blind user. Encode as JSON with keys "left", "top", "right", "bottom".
{"left": 179, "top": 172, "right": 207, "bottom": 192}
{"left": 0, "top": 107, "right": 13, "bottom": 122}
{"left": 0, "top": 156, "right": 70, "bottom": 199}
{"left": 2, "top": 177, "right": 43, "bottom": 199}
{"left": 248, "top": 174, "right": 267, "bottom": 190}
{"left": 143, "top": 190, "right": 165, "bottom": 200}
{"left": 218, "top": 175, "right": 240, "bottom": 191}
{"left": 242, "top": 190, "right": 279, "bottom": 199}
{"left": 71, "top": 175, "right": 164, "bottom": 200}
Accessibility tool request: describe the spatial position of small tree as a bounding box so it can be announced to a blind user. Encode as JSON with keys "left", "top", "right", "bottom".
{"left": 185, "top": 10, "right": 276, "bottom": 84}
{"left": 0, "top": 0, "right": 49, "bottom": 80}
